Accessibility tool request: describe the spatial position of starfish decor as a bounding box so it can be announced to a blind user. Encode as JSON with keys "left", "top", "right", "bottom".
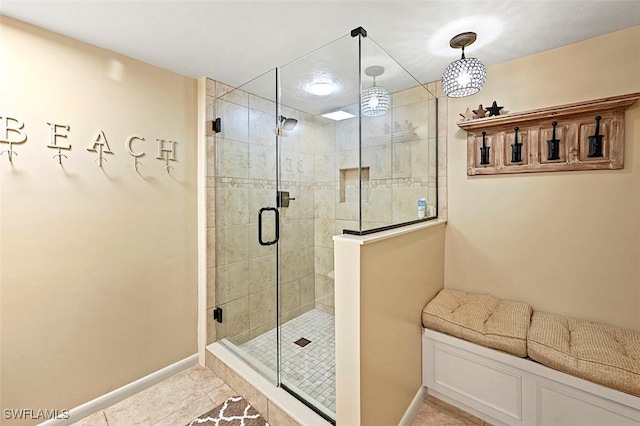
{"left": 487, "top": 101, "right": 504, "bottom": 117}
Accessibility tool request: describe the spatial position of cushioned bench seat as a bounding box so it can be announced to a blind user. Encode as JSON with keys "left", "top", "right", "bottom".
{"left": 422, "top": 289, "right": 532, "bottom": 357}
{"left": 528, "top": 311, "right": 640, "bottom": 396}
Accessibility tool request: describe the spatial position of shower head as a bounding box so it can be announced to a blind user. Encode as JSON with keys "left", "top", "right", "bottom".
{"left": 279, "top": 115, "right": 298, "bottom": 131}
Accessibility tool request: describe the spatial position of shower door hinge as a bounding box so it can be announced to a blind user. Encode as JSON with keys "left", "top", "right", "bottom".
{"left": 277, "top": 190, "right": 296, "bottom": 208}
{"left": 351, "top": 26, "right": 367, "bottom": 38}
{"left": 213, "top": 307, "right": 223, "bottom": 323}
{"left": 206, "top": 118, "right": 221, "bottom": 136}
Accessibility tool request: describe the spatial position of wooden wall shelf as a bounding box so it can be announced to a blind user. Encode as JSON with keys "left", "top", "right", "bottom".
{"left": 458, "top": 92, "right": 640, "bottom": 176}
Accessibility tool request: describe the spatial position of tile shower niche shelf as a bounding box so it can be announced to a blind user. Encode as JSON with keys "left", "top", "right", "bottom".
{"left": 340, "top": 167, "right": 370, "bottom": 203}
{"left": 458, "top": 92, "right": 640, "bottom": 176}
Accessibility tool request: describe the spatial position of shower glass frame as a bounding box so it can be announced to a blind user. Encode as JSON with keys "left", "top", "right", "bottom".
{"left": 213, "top": 27, "right": 438, "bottom": 423}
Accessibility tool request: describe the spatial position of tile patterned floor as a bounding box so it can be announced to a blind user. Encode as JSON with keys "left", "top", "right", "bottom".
{"left": 70, "top": 363, "right": 487, "bottom": 426}
{"left": 71, "top": 365, "right": 237, "bottom": 426}
{"left": 412, "top": 395, "right": 493, "bottom": 426}
{"left": 239, "top": 309, "right": 336, "bottom": 417}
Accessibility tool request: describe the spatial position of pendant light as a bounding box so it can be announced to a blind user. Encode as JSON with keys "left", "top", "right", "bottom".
{"left": 362, "top": 66, "right": 390, "bottom": 116}
{"left": 442, "top": 32, "right": 487, "bottom": 98}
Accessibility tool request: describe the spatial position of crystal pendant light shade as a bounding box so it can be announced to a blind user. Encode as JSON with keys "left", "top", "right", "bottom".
{"left": 442, "top": 32, "right": 487, "bottom": 98}
{"left": 361, "top": 84, "right": 390, "bottom": 116}
{"left": 442, "top": 57, "right": 486, "bottom": 98}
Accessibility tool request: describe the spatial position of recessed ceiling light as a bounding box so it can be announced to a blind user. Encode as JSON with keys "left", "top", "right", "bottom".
{"left": 321, "top": 110, "right": 355, "bottom": 121}
{"left": 307, "top": 82, "right": 335, "bottom": 96}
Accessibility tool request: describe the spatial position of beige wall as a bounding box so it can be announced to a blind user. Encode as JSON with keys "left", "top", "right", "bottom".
{"left": 445, "top": 25, "right": 640, "bottom": 330}
{"left": 0, "top": 16, "right": 198, "bottom": 423}
{"left": 335, "top": 222, "right": 446, "bottom": 426}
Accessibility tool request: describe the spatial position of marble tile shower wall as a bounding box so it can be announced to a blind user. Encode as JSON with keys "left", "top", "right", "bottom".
{"left": 311, "top": 117, "right": 337, "bottom": 316}
{"left": 312, "top": 84, "right": 444, "bottom": 315}
{"left": 207, "top": 78, "right": 317, "bottom": 345}
{"left": 275, "top": 105, "right": 317, "bottom": 330}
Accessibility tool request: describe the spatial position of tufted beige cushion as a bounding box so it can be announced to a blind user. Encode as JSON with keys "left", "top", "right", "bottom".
{"left": 422, "top": 289, "right": 532, "bottom": 357}
{"left": 528, "top": 311, "right": 640, "bottom": 396}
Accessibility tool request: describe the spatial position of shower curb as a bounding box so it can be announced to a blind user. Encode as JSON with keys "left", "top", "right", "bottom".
{"left": 206, "top": 342, "right": 332, "bottom": 426}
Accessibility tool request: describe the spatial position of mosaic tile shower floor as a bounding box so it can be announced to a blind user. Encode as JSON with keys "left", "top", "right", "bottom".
{"left": 239, "top": 309, "right": 336, "bottom": 416}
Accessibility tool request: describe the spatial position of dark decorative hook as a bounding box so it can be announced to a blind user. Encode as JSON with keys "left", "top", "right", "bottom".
{"left": 587, "top": 116, "right": 604, "bottom": 158}
{"left": 511, "top": 127, "right": 522, "bottom": 163}
{"left": 480, "top": 131, "right": 490, "bottom": 165}
{"left": 547, "top": 121, "right": 561, "bottom": 161}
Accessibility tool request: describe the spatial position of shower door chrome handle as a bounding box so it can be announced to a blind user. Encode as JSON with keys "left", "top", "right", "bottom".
{"left": 258, "top": 207, "right": 279, "bottom": 246}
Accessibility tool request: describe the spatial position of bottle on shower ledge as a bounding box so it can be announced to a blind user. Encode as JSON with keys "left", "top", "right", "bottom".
{"left": 418, "top": 198, "right": 427, "bottom": 219}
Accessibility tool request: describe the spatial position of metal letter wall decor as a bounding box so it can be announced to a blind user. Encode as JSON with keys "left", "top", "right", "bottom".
{"left": 0, "top": 116, "right": 179, "bottom": 174}
{"left": 0, "top": 116, "right": 27, "bottom": 163}
{"left": 156, "top": 139, "right": 178, "bottom": 174}
{"left": 47, "top": 122, "right": 71, "bottom": 165}
{"left": 458, "top": 93, "right": 640, "bottom": 176}
{"left": 87, "top": 129, "right": 114, "bottom": 167}
{"left": 126, "top": 135, "right": 145, "bottom": 172}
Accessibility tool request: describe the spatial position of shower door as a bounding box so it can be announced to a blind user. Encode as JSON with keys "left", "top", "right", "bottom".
{"left": 214, "top": 63, "right": 338, "bottom": 422}
{"left": 272, "top": 33, "right": 363, "bottom": 423}
{"left": 214, "top": 70, "right": 280, "bottom": 385}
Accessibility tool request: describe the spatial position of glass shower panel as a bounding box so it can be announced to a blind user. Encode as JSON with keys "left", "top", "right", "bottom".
{"left": 359, "top": 36, "right": 438, "bottom": 233}
{"left": 211, "top": 27, "right": 437, "bottom": 424}
{"left": 215, "top": 69, "right": 279, "bottom": 383}
{"left": 277, "top": 33, "right": 359, "bottom": 421}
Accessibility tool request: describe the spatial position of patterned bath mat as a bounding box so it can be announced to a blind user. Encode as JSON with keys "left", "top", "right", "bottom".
{"left": 187, "top": 396, "right": 269, "bottom": 426}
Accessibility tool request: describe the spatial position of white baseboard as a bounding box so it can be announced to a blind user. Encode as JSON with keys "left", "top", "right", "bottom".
{"left": 40, "top": 354, "right": 198, "bottom": 426}
{"left": 398, "top": 386, "right": 428, "bottom": 426}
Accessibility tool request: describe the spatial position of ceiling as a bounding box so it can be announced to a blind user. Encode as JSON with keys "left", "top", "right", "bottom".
{"left": 2, "top": 1, "right": 640, "bottom": 113}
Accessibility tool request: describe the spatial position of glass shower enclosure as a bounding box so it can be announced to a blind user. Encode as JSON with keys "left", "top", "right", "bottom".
{"left": 212, "top": 27, "right": 437, "bottom": 422}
